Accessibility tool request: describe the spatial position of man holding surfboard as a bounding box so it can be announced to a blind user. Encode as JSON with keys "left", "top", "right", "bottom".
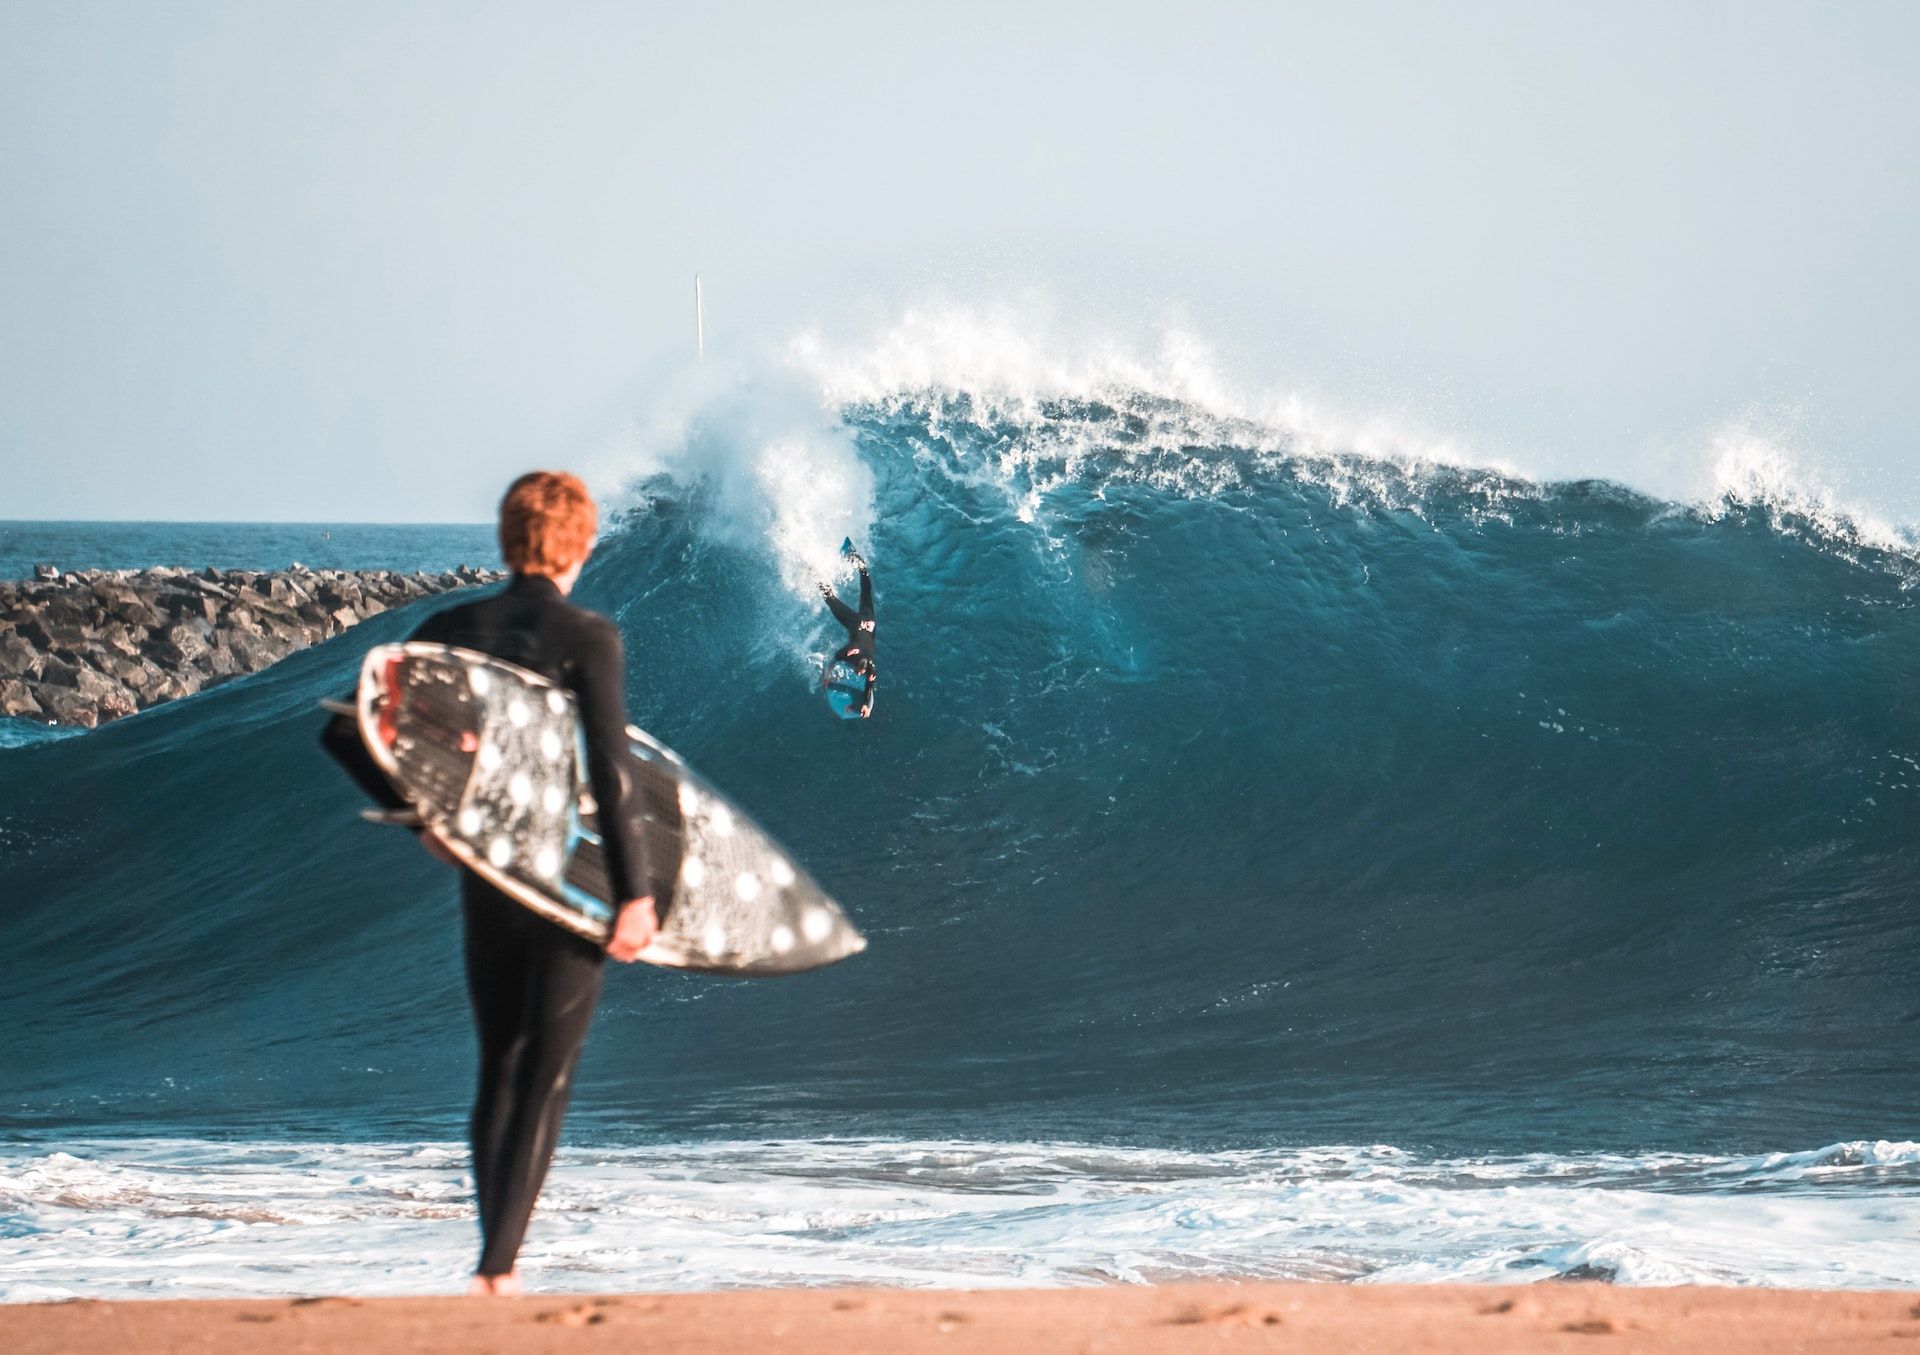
{"left": 325, "top": 475, "right": 869, "bottom": 1289}
{"left": 327, "top": 471, "right": 659, "bottom": 1295}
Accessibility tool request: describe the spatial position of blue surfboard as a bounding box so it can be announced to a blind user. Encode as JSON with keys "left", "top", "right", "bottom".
{"left": 823, "top": 657, "right": 871, "bottom": 720}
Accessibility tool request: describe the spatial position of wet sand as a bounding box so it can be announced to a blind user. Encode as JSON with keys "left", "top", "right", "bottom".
{"left": 9, "top": 1282, "right": 1920, "bottom": 1354}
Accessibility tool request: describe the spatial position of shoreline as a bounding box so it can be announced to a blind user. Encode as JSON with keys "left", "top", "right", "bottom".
{"left": 9, "top": 1283, "right": 1920, "bottom": 1354}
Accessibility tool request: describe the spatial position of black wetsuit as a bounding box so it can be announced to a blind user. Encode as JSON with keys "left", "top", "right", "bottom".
{"left": 821, "top": 563, "right": 875, "bottom": 718}
{"left": 321, "top": 572, "right": 650, "bottom": 1278}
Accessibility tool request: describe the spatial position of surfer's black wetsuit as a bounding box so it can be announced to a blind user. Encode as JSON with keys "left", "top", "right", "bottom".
{"left": 412, "top": 572, "right": 654, "bottom": 1277}
{"left": 820, "top": 561, "right": 875, "bottom": 718}
{"left": 321, "top": 572, "right": 651, "bottom": 1278}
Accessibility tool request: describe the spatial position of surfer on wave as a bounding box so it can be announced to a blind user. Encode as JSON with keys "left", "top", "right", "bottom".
{"left": 325, "top": 471, "right": 659, "bottom": 1296}
{"left": 819, "top": 549, "right": 875, "bottom": 718}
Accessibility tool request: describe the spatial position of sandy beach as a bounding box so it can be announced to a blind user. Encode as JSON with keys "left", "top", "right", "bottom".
{"left": 9, "top": 1283, "right": 1920, "bottom": 1354}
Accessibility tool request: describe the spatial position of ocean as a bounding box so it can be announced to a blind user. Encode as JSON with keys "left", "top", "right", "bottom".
{"left": 3, "top": 363, "right": 1918, "bottom": 1297}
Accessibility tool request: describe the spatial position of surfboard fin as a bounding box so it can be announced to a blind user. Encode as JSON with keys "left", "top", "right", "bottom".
{"left": 360, "top": 806, "right": 424, "bottom": 828}
{"left": 319, "top": 698, "right": 355, "bottom": 717}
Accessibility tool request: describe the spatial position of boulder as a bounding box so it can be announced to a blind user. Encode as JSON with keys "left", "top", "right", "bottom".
{"left": 32, "top": 563, "right": 57, "bottom": 581}
{"left": 98, "top": 623, "right": 144, "bottom": 658}
{"left": 35, "top": 686, "right": 95, "bottom": 726}
{"left": 157, "top": 588, "right": 204, "bottom": 620}
{"left": 201, "top": 638, "right": 239, "bottom": 678}
{"left": 228, "top": 630, "right": 293, "bottom": 670}
{"left": 0, "top": 678, "right": 42, "bottom": 718}
{"left": 43, "top": 623, "right": 96, "bottom": 657}
{"left": 37, "top": 655, "right": 81, "bottom": 688}
{"left": 105, "top": 653, "right": 150, "bottom": 689}
{"left": 41, "top": 593, "right": 93, "bottom": 629}
{"left": 83, "top": 673, "right": 137, "bottom": 720}
{"left": 0, "top": 633, "right": 39, "bottom": 679}
{"left": 164, "top": 621, "right": 211, "bottom": 662}
{"left": 147, "top": 670, "right": 202, "bottom": 702}
{"left": 96, "top": 584, "right": 166, "bottom": 629}
{"left": 71, "top": 662, "right": 120, "bottom": 700}
{"left": 259, "top": 613, "right": 312, "bottom": 646}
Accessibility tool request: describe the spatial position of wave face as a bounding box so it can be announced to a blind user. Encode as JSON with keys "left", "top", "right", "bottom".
{"left": 2, "top": 381, "right": 1918, "bottom": 1157}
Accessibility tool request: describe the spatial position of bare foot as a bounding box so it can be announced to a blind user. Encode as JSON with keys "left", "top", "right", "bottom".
{"left": 466, "top": 1275, "right": 495, "bottom": 1297}
{"left": 489, "top": 1271, "right": 524, "bottom": 1297}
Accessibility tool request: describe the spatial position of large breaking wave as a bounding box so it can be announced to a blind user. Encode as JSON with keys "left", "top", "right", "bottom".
{"left": 3, "top": 317, "right": 1918, "bottom": 1162}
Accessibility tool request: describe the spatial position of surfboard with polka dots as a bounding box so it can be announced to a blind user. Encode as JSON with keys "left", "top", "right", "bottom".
{"left": 352, "top": 641, "right": 866, "bottom": 975}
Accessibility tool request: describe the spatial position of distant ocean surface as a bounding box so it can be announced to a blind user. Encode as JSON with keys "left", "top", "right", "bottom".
{"left": 0, "top": 521, "right": 495, "bottom": 582}
{"left": 3, "top": 365, "right": 1918, "bottom": 1296}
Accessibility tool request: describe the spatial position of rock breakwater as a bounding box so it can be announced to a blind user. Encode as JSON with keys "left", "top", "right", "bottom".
{"left": 0, "top": 564, "right": 504, "bottom": 727}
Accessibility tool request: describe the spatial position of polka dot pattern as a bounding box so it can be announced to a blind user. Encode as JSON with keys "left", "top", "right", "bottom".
{"left": 376, "top": 645, "right": 864, "bottom": 972}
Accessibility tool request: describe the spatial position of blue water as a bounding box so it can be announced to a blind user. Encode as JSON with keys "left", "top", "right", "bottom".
{"left": 3, "top": 380, "right": 1918, "bottom": 1293}
{"left": 0, "top": 521, "right": 495, "bottom": 581}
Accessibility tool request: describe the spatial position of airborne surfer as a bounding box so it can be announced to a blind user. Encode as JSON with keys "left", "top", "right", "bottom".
{"left": 322, "top": 471, "right": 658, "bottom": 1297}
{"left": 819, "top": 544, "right": 875, "bottom": 718}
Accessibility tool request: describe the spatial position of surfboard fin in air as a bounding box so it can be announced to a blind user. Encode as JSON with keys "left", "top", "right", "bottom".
{"left": 360, "top": 806, "right": 424, "bottom": 828}
{"left": 319, "top": 698, "right": 355, "bottom": 717}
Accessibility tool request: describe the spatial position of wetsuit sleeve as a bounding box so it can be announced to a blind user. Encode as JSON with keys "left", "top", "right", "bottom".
{"left": 573, "top": 619, "right": 653, "bottom": 907}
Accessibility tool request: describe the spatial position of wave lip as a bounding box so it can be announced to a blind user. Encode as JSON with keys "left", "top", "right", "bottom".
{"left": 6, "top": 1138, "right": 1920, "bottom": 1300}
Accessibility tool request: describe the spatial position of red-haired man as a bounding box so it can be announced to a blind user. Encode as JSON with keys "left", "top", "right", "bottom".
{"left": 329, "top": 471, "right": 657, "bottom": 1295}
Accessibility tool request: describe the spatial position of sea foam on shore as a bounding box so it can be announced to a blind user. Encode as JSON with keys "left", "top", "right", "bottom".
{"left": 4, "top": 1137, "right": 1917, "bottom": 1302}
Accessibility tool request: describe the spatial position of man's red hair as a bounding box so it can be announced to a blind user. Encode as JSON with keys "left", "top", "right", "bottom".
{"left": 498, "top": 471, "right": 597, "bottom": 576}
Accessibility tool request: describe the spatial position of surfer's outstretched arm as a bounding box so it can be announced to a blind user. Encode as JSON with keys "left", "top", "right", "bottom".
{"left": 572, "top": 620, "right": 653, "bottom": 910}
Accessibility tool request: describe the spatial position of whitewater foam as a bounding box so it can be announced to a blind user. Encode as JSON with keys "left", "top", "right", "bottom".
{"left": 4, "top": 1138, "right": 1918, "bottom": 1300}
{"left": 597, "top": 364, "right": 873, "bottom": 599}
{"left": 789, "top": 306, "right": 1510, "bottom": 510}
{"left": 779, "top": 307, "right": 1919, "bottom": 562}
{"left": 1698, "top": 420, "right": 1920, "bottom": 563}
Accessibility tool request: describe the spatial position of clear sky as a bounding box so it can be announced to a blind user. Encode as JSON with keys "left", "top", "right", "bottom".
{"left": 2, "top": 1, "right": 1916, "bottom": 522}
